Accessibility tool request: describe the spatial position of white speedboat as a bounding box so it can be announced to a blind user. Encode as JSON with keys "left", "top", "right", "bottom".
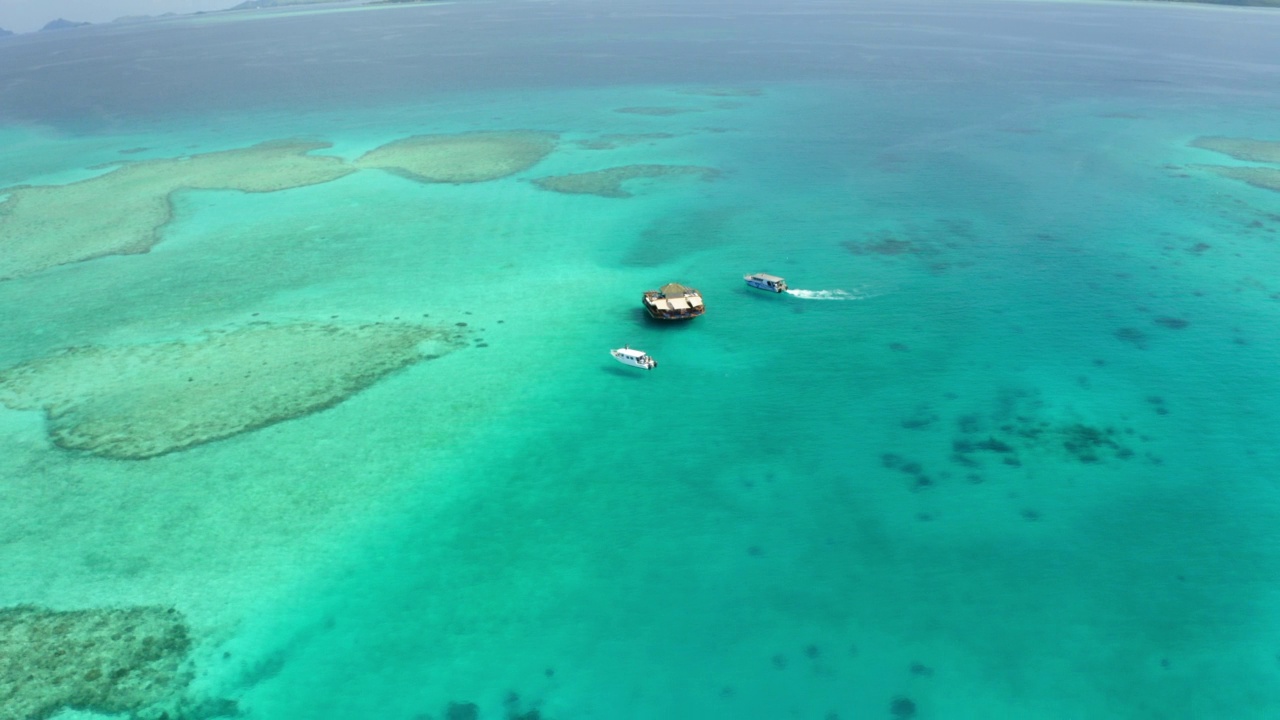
{"left": 744, "top": 273, "right": 787, "bottom": 292}
{"left": 611, "top": 346, "right": 657, "bottom": 370}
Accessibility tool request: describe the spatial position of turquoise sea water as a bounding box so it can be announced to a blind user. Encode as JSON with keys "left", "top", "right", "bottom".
{"left": 3, "top": 1, "right": 1280, "bottom": 718}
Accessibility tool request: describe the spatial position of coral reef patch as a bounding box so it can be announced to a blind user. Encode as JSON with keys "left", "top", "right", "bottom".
{"left": 531, "top": 164, "right": 719, "bottom": 198}
{"left": 425, "top": 696, "right": 546, "bottom": 720}
{"left": 1190, "top": 136, "right": 1280, "bottom": 164}
{"left": 355, "top": 131, "right": 558, "bottom": 183}
{"left": 0, "top": 321, "right": 467, "bottom": 459}
{"left": 0, "top": 605, "right": 194, "bottom": 720}
{"left": 945, "top": 393, "right": 1150, "bottom": 468}
{"left": 890, "top": 695, "right": 917, "bottom": 719}
{"left": 841, "top": 219, "right": 982, "bottom": 273}
{"left": 1191, "top": 165, "right": 1280, "bottom": 193}
{"left": 843, "top": 237, "right": 918, "bottom": 256}
{"left": 0, "top": 140, "right": 355, "bottom": 281}
{"left": 1115, "top": 327, "right": 1149, "bottom": 349}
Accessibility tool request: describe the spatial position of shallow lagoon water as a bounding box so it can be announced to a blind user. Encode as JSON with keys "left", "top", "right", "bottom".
{"left": 2, "top": 1, "right": 1280, "bottom": 718}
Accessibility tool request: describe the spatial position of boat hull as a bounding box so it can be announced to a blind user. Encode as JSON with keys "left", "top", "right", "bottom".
{"left": 643, "top": 303, "right": 705, "bottom": 320}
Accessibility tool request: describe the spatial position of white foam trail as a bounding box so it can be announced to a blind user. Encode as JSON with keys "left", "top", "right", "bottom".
{"left": 785, "top": 288, "right": 864, "bottom": 301}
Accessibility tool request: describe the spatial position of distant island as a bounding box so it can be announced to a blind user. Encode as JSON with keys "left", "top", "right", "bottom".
{"left": 0, "top": 27, "right": 13, "bottom": 37}
{"left": 229, "top": 0, "right": 358, "bottom": 9}
{"left": 1133, "top": 0, "right": 1280, "bottom": 4}
{"left": 111, "top": 13, "right": 178, "bottom": 24}
{"left": 229, "top": 0, "right": 437, "bottom": 7}
{"left": 41, "top": 18, "right": 92, "bottom": 31}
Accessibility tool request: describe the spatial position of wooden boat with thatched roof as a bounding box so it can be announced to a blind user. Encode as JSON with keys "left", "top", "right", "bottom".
{"left": 642, "top": 282, "right": 705, "bottom": 320}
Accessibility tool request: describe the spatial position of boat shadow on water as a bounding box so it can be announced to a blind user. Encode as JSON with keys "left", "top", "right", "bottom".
{"left": 603, "top": 365, "right": 651, "bottom": 379}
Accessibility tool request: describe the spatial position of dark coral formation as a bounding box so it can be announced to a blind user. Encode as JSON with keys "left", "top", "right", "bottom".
{"left": 944, "top": 392, "right": 1148, "bottom": 468}
{"left": 432, "top": 696, "right": 545, "bottom": 720}
{"left": 446, "top": 702, "right": 479, "bottom": 720}
{"left": 1115, "top": 327, "right": 1149, "bottom": 349}
{"left": 881, "top": 453, "right": 935, "bottom": 490}
{"left": 890, "top": 695, "right": 917, "bottom": 719}
{"left": 842, "top": 220, "right": 981, "bottom": 274}
{"left": 1059, "top": 423, "right": 1124, "bottom": 463}
{"left": 0, "top": 605, "right": 194, "bottom": 720}
{"left": 843, "top": 237, "right": 917, "bottom": 256}
{"left": 886, "top": 389, "right": 1160, "bottom": 485}
{"left": 1154, "top": 316, "right": 1189, "bottom": 329}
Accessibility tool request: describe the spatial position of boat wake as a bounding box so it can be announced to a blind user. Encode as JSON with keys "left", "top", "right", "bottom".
{"left": 785, "top": 288, "right": 867, "bottom": 301}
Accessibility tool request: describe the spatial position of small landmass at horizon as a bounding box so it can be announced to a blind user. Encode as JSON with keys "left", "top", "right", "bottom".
{"left": 40, "top": 18, "right": 92, "bottom": 32}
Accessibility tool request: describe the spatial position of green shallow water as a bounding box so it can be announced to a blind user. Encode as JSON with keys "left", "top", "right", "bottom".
{"left": 2, "top": 1, "right": 1280, "bottom": 718}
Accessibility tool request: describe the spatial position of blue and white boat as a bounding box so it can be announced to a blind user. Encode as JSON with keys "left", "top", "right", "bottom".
{"left": 744, "top": 273, "right": 787, "bottom": 292}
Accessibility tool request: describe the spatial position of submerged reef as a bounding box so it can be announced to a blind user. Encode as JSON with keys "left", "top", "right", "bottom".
{"left": 0, "top": 605, "right": 192, "bottom": 720}
{"left": 613, "top": 106, "right": 703, "bottom": 116}
{"left": 841, "top": 219, "right": 981, "bottom": 274}
{"left": 573, "top": 133, "right": 676, "bottom": 150}
{"left": 0, "top": 140, "right": 354, "bottom": 281}
{"left": 677, "top": 87, "right": 763, "bottom": 97}
{"left": 1190, "top": 136, "right": 1280, "bottom": 163}
{"left": 1191, "top": 165, "right": 1280, "bottom": 193}
{"left": 0, "top": 321, "right": 466, "bottom": 459}
{"left": 843, "top": 236, "right": 919, "bottom": 256}
{"left": 623, "top": 206, "right": 739, "bottom": 266}
{"left": 890, "top": 695, "right": 917, "bottom": 719}
{"left": 531, "top": 164, "right": 719, "bottom": 198}
{"left": 944, "top": 392, "right": 1149, "bottom": 469}
{"left": 1188, "top": 136, "right": 1280, "bottom": 193}
{"left": 354, "top": 131, "right": 558, "bottom": 183}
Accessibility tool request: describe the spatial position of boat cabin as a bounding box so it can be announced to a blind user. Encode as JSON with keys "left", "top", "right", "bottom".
{"left": 744, "top": 273, "right": 787, "bottom": 293}
{"left": 643, "top": 282, "right": 705, "bottom": 320}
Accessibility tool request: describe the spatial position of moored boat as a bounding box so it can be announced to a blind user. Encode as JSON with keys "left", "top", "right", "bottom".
{"left": 642, "top": 282, "right": 705, "bottom": 320}
{"left": 611, "top": 346, "right": 657, "bottom": 369}
{"left": 744, "top": 273, "right": 787, "bottom": 292}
